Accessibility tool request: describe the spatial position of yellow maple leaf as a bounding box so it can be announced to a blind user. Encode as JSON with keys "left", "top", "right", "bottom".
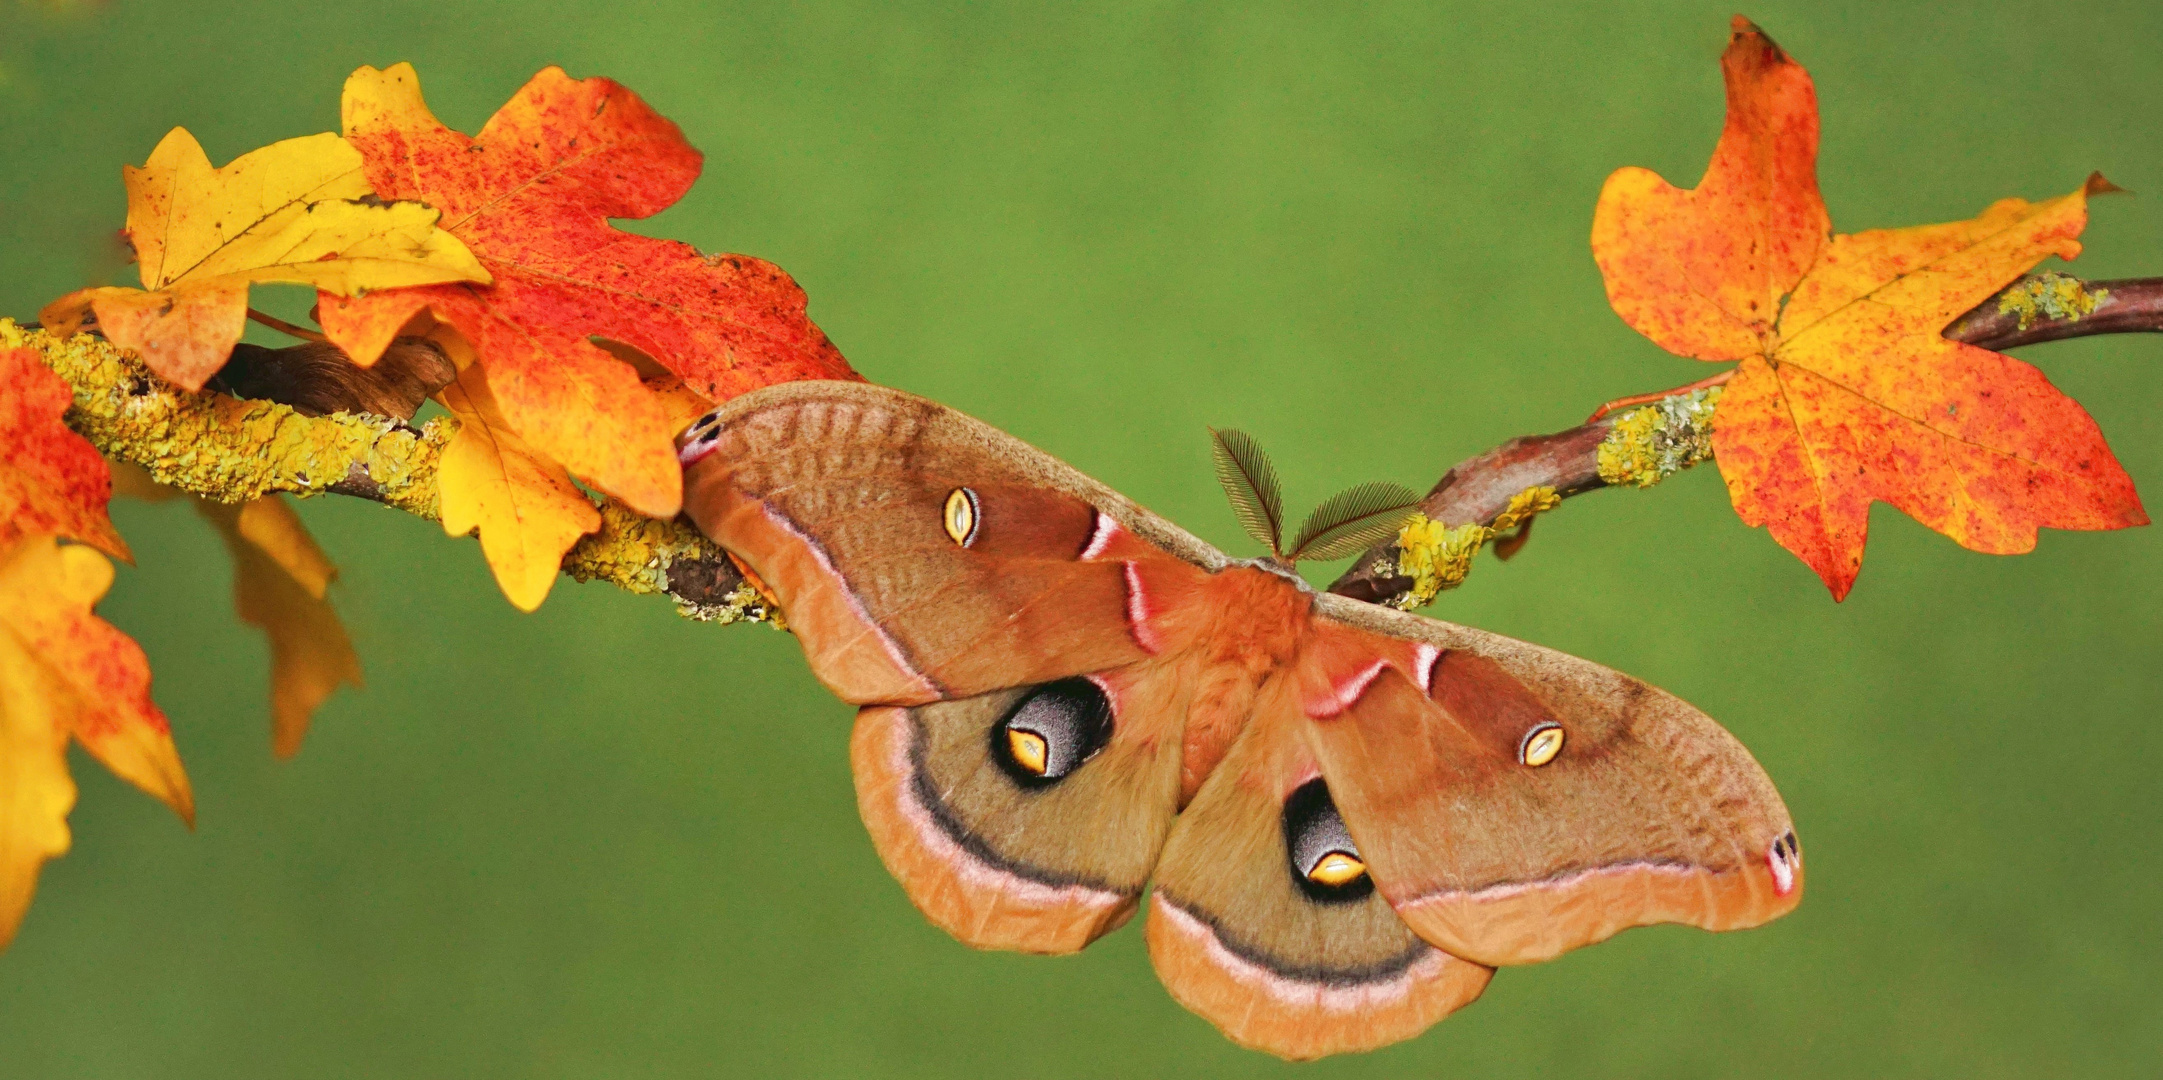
{"left": 0, "top": 627, "right": 74, "bottom": 947}
{"left": 0, "top": 535, "right": 190, "bottom": 950}
{"left": 435, "top": 342, "right": 601, "bottom": 612}
{"left": 40, "top": 127, "right": 489, "bottom": 392}
{"left": 197, "top": 496, "right": 362, "bottom": 758}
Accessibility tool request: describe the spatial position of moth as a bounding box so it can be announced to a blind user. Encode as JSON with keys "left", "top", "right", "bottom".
{"left": 678, "top": 382, "right": 1802, "bottom": 1060}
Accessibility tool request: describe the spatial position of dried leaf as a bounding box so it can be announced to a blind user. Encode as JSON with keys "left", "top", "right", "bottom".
{"left": 1591, "top": 18, "right": 2146, "bottom": 598}
{"left": 197, "top": 496, "right": 361, "bottom": 757}
{"left": 1286, "top": 482, "right": 1420, "bottom": 563}
{"left": 436, "top": 354, "right": 601, "bottom": 612}
{"left": 1208, "top": 427, "right": 1285, "bottom": 554}
{"left": 39, "top": 127, "right": 488, "bottom": 391}
{"left": 0, "top": 347, "right": 127, "bottom": 560}
{"left": 319, "top": 64, "right": 860, "bottom": 519}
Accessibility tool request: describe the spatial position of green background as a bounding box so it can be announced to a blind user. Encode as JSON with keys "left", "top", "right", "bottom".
{"left": 2, "top": 1, "right": 2158, "bottom": 1076}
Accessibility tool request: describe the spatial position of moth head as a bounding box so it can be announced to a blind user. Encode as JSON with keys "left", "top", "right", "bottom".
{"left": 677, "top": 408, "right": 727, "bottom": 466}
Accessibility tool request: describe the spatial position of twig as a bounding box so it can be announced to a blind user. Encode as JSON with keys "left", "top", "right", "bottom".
{"left": 1942, "top": 274, "right": 2163, "bottom": 351}
{"left": 245, "top": 308, "right": 328, "bottom": 343}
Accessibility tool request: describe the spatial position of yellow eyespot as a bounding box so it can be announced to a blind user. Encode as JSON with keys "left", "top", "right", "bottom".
{"left": 1521, "top": 724, "right": 1564, "bottom": 767}
{"left": 943, "top": 487, "right": 979, "bottom": 547}
{"left": 1307, "top": 851, "right": 1368, "bottom": 887}
{"left": 1006, "top": 728, "right": 1049, "bottom": 776}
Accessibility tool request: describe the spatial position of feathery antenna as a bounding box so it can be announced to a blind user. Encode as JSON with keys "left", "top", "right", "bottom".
{"left": 1209, "top": 427, "right": 1285, "bottom": 555}
{"left": 1284, "top": 481, "right": 1421, "bottom": 563}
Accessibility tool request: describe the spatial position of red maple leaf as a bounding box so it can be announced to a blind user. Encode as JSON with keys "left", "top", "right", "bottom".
{"left": 320, "top": 65, "right": 859, "bottom": 517}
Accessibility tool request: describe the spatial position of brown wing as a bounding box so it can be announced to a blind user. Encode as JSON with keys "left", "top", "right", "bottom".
{"left": 681, "top": 381, "right": 1223, "bottom": 705}
{"left": 684, "top": 384, "right": 1229, "bottom": 953}
{"left": 1145, "top": 674, "right": 1491, "bottom": 1061}
{"left": 1301, "top": 596, "right": 1803, "bottom": 968}
{"left": 851, "top": 652, "right": 1198, "bottom": 954}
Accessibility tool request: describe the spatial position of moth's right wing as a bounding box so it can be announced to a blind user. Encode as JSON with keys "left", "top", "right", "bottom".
{"left": 681, "top": 381, "right": 1224, "bottom": 706}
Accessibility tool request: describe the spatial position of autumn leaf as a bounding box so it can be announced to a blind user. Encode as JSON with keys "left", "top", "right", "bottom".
{"left": 40, "top": 127, "right": 488, "bottom": 391}
{"left": 0, "top": 535, "right": 191, "bottom": 951}
{"left": 1591, "top": 18, "right": 2146, "bottom": 599}
{"left": 196, "top": 496, "right": 362, "bottom": 757}
{"left": 0, "top": 352, "right": 189, "bottom": 950}
{"left": 1, "top": 346, "right": 127, "bottom": 560}
{"left": 0, "top": 622, "right": 74, "bottom": 951}
{"left": 435, "top": 346, "right": 601, "bottom": 612}
{"left": 319, "top": 63, "right": 860, "bottom": 520}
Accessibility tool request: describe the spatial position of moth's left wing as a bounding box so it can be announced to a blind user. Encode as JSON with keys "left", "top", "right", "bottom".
{"left": 1297, "top": 597, "right": 1802, "bottom": 968}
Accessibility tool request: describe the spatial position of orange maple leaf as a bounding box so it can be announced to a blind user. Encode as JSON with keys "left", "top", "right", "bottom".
{"left": 1591, "top": 18, "right": 2146, "bottom": 599}
{"left": 319, "top": 64, "right": 860, "bottom": 519}
{"left": 0, "top": 347, "right": 127, "bottom": 561}
{"left": 0, "top": 350, "right": 190, "bottom": 950}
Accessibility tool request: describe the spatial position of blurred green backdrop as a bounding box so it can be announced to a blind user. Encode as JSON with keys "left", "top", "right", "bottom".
{"left": 1, "top": 1, "right": 2158, "bottom": 1077}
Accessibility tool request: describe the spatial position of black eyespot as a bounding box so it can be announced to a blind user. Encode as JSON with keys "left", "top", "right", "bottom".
{"left": 1282, "top": 779, "right": 1373, "bottom": 902}
{"left": 991, "top": 677, "right": 1114, "bottom": 788}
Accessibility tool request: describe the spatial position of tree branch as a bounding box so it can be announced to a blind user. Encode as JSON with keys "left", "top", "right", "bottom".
{"left": 9, "top": 268, "right": 2153, "bottom": 624}
{"left": 1324, "top": 273, "right": 2159, "bottom": 604}
{"left": 3, "top": 319, "right": 760, "bottom": 623}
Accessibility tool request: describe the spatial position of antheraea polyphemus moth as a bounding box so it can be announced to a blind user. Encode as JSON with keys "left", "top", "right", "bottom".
{"left": 678, "top": 381, "right": 1802, "bottom": 1060}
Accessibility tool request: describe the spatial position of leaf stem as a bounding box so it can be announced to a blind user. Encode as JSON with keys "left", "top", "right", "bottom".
{"left": 245, "top": 308, "right": 328, "bottom": 343}
{"left": 1586, "top": 369, "right": 1734, "bottom": 423}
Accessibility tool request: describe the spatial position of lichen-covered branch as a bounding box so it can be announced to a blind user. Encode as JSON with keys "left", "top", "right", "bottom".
{"left": 1944, "top": 274, "right": 2163, "bottom": 351}
{"left": 10, "top": 265, "right": 2154, "bottom": 622}
{"left": 1325, "top": 272, "right": 2158, "bottom": 605}
{"left": 6, "top": 319, "right": 753, "bottom": 621}
{"left": 5, "top": 320, "right": 448, "bottom": 516}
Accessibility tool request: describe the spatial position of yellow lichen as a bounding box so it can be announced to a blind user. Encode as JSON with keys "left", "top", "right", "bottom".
{"left": 7, "top": 317, "right": 773, "bottom": 628}
{"left": 562, "top": 500, "right": 715, "bottom": 597}
{"left": 1389, "top": 485, "right": 1562, "bottom": 610}
{"left": 6, "top": 319, "right": 446, "bottom": 516}
{"left": 1996, "top": 271, "right": 2109, "bottom": 332}
{"left": 707, "top": 581, "right": 788, "bottom": 629}
{"left": 1597, "top": 384, "right": 1720, "bottom": 489}
{"left": 559, "top": 500, "right": 779, "bottom": 625}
